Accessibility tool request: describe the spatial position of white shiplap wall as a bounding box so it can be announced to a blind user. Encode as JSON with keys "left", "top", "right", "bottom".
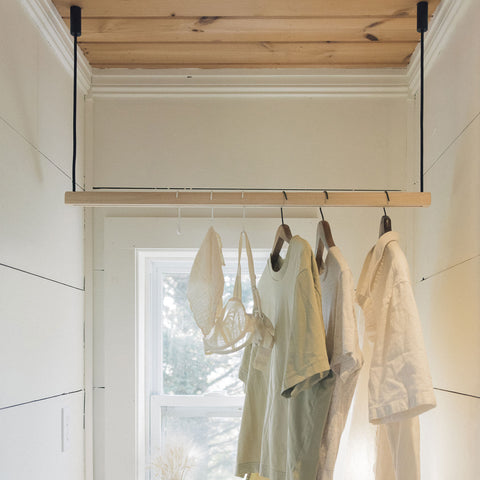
{"left": 410, "top": 0, "right": 480, "bottom": 477}
{"left": 0, "top": 1, "right": 86, "bottom": 478}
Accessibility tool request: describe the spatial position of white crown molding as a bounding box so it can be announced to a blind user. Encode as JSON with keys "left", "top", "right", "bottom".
{"left": 407, "top": 0, "right": 466, "bottom": 94}
{"left": 90, "top": 68, "right": 409, "bottom": 97}
{"left": 19, "top": 0, "right": 463, "bottom": 99}
{"left": 22, "top": 0, "right": 92, "bottom": 93}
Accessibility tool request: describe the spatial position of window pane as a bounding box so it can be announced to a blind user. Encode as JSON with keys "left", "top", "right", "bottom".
{"left": 158, "top": 269, "right": 258, "bottom": 396}
{"left": 147, "top": 249, "right": 270, "bottom": 480}
{"left": 151, "top": 406, "right": 241, "bottom": 480}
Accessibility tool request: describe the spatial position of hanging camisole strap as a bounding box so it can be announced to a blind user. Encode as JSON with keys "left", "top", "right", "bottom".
{"left": 233, "top": 230, "right": 258, "bottom": 300}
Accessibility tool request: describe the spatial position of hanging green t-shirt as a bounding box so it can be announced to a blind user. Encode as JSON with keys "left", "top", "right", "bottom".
{"left": 236, "top": 236, "right": 334, "bottom": 480}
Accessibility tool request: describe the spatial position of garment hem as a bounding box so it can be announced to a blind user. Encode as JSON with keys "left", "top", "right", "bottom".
{"left": 369, "top": 391, "right": 437, "bottom": 424}
{"left": 236, "top": 462, "right": 260, "bottom": 478}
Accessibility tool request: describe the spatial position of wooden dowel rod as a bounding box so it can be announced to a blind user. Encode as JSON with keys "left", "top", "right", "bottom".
{"left": 65, "top": 191, "right": 431, "bottom": 207}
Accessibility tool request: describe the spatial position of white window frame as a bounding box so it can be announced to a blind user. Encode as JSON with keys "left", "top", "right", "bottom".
{"left": 102, "top": 217, "right": 318, "bottom": 480}
{"left": 141, "top": 248, "right": 269, "bottom": 478}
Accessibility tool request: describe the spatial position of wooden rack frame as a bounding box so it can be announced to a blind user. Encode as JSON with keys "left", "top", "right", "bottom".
{"left": 65, "top": 191, "right": 431, "bottom": 207}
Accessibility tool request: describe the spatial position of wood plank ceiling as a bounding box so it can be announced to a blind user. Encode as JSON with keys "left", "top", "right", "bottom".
{"left": 53, "top": 0, "right": 441, "bottom": 69}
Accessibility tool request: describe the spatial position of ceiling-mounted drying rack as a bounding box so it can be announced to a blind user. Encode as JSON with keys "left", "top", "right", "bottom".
{"left": 64, "top": 189, "right": 430, "bottom": 208}
{"left": 65, "top": 3, "right": 430, "bottom": 209}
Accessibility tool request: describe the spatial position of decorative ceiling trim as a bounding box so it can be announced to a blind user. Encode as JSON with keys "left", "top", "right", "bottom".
{"left": 22, "top": 0, "right": 92, "bottom": 93}
{"left": 90, "top": 68, "right": 409, "bottom": 97}
{"left": 407, "top": 0, "right": 464, "bottom": 94}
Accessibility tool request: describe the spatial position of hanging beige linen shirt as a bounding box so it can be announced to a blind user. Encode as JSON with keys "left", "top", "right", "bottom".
{"left": 236, "top": 236, "right": 334, "bottom": 480}
{"left": 356, "top": 231, "right": 436, "bottom": 480}
{"left": 316, "top": 246, "right": 364, "bottom": 480}
{"left": 375, "top": 416, "right": 421, "bottom": 479}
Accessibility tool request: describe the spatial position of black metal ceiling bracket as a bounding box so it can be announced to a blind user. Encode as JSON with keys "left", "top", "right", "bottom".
{"left": 70, "top": 6, "right": 82, "bottom": 192}
{"left": 417, "top": 2, "right": 428, "bottom": 193}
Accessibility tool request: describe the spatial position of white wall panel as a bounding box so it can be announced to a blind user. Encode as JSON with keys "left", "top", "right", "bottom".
{"left": 414, "top": 114, "right": 480, "bottom": 281}
{"left": 37, "top": 33, "right": 85, "bottom": 185}
{"left": 92, "top": 96, "right": 407, "bottom": 190}
{"left": 93, "top": 387, "right": 105, "bottom": 480}
{"left": 0, "top": 2, "right": 86, "bottom": 477}
{"left": 0, "top": 392, "right": 84, "bottom": 480}
{"left": 421, "top": 390, "right": 480, "bottom": 479}
{"left": 0, "top": 0, "right": 38, "bottom": 144}
{"left": 0, "top": 265, "right": 84, "bottom": 408}
{"left": 93, "top": 270, "right": 105, "bottom": 387}
{"left": 0, "top": 119, "right": 84, "bottom": 288}
{"left": 424, "top": 0, "right": 480, "bottom": 171}
{"left": 412, "top": 3, "right": 480, "bottom": 480}
{"left": 416, "top": 257, "right": 480, "bottom": 398}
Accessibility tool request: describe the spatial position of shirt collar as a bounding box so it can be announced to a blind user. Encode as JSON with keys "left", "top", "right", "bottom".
{"left": 356, "top": 231, "right": 399, "bottom": 307}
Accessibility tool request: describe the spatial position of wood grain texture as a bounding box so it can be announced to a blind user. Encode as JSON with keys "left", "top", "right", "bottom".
{"left": 53, "top": 0, "right": 440, "bottom": 18}
{"left": 50, "top": 0, "right": 440, "bottom": 68}
{"left": 65, "top": 191, "right": 431, "bottom": 207}
{"left": 73, "top": 17, "right": 421, "bottom": 43}
{"left": 52, "top": 0, "right": 441, "bottom": 68}
{"left": 81, "top": 41, "right": 417, "bottom": 68}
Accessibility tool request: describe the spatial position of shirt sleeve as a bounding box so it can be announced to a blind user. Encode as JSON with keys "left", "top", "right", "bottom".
{"left": 282, "top": 268, "right": 331, "bottom": 398}
{"left": 369, "top": 279, "right": 436, "bottom": 424}
{"left": 330, "top": 269, "right": 364, "bottom": 382}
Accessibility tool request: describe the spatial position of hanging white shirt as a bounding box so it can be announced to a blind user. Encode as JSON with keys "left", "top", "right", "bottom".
{"left": 316, "top": 246, "right": 364, "bottom": 480}
{"left": 356, "top": 231, "right": 436, "bottom": 480}
{"left": 236, "top": 236, "right": 334, "bottom": 480}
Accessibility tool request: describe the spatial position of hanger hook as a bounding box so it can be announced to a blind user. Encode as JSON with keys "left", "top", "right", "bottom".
{"left": 319, "top": 207, "right": 325, "bottom": 221}
{"left": 210, "top": 191, "right": 214, "bottom": 222}
{"left": 280, "top": 190, "right": 288, "bottom": 225}
{"left": 383, "top": 190, "right": 390, "bottom": 216}
{"left": 324, "top": 190, "right": 329, "bottom": 201}
{"left": 177, "top": 207, "right": 182, "bottom": 236}
{"left": 241, "top": 191, "right": 246, "bottom": 231}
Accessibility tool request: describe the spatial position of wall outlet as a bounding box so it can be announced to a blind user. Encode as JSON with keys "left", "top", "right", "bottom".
{"left": 61, "top": 407, "right": 71, "bottom": 453}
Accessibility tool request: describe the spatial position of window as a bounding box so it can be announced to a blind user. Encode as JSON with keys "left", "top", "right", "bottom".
{"left": 139, "top": 248, "right": 270, "bottom": 480}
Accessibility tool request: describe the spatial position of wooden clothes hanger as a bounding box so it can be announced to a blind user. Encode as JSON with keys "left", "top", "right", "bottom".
{"left": 379, "top": 192, "right": 392, "bottom": 237}
{"left": 315, "top": 207, "right": 335, "bottom": 272}
{"left": 379, "top": 209, "right": 392, "bottom": 237}
{"left": 270, "top": 193, "right": 293, "bottom": 271}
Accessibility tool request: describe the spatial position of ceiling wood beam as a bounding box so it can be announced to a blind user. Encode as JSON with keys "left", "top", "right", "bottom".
{"left": 71, "top": 17, "right": 421, "bottom": 44}
{"left": 82, "top": 42, "right": 417, "bottom": 68}
{"left": 53, "top": 0, "right": 441, "bottom": 19}
{"left": 52, "top": 0, "right": 442, "bottom": 71}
